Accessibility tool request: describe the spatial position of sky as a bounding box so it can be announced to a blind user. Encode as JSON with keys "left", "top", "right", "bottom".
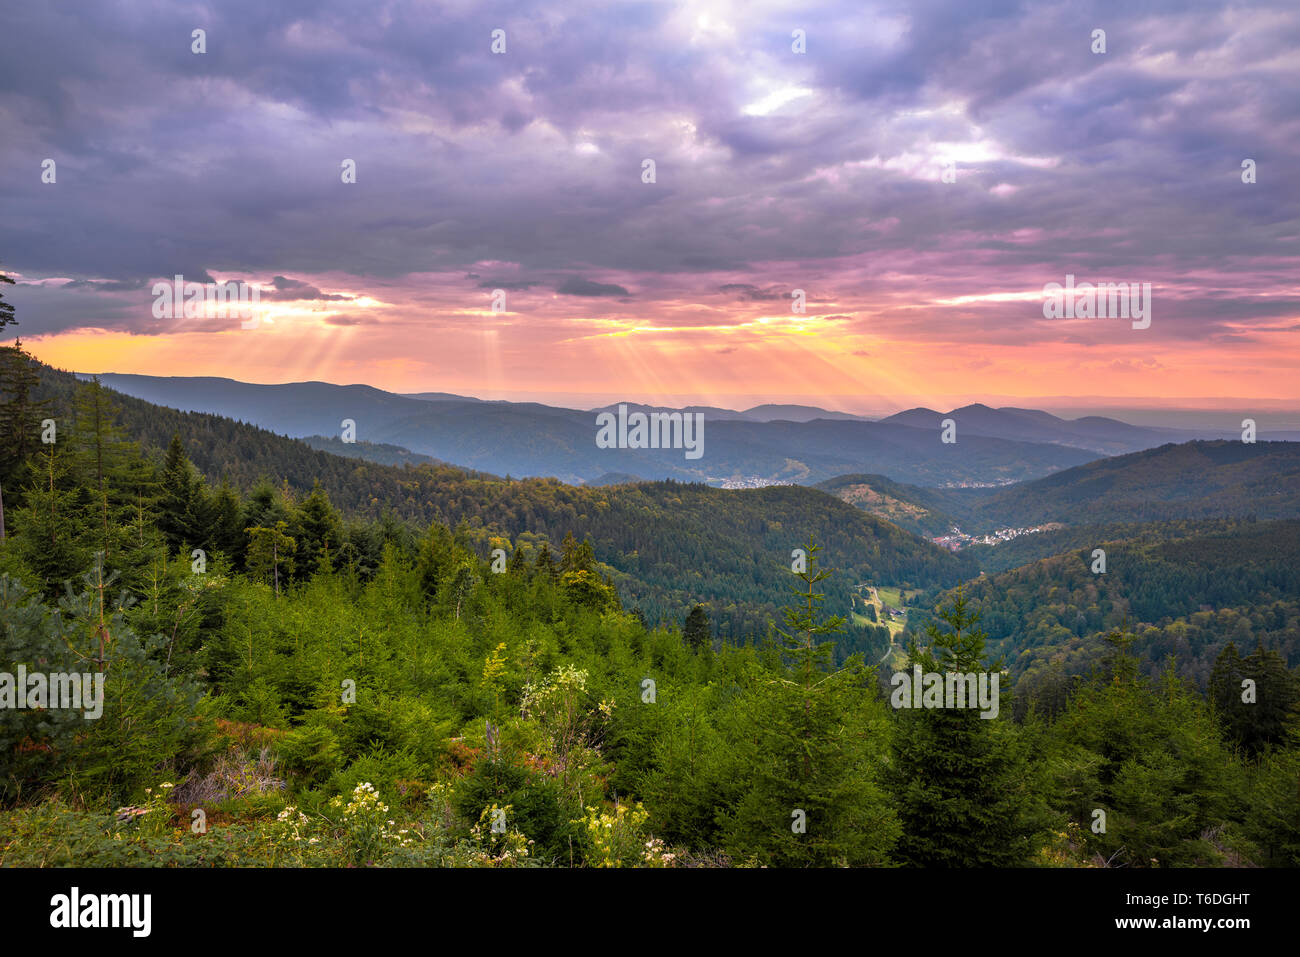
{"left": 2, "top": 0, "right": 1298, "bottom": 413}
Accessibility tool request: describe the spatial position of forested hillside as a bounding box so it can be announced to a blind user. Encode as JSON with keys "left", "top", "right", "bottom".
{"left": 967, "top": 441, "right": 1300, "bottom": 529}
{"left": 822, "top": 441, "right": 1300, "bottom": 542}
{"left": 931, "top": 519, "right": 1300, "bottom": 693}
{"left": 3, "top": 343, "right": 1299, "bottom": 870}
{"left": 814, "top": 472, "right": 967, "bottom": 536}
{"left": 31, "top": 362, "right": 973, "bottom": 652}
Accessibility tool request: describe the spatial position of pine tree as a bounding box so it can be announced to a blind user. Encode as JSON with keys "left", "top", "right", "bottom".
{"left": 13, "top": 442, "right": 88, "bottom": 591}
{"left": 1048, "top": 626, "right": 1241, "bottom": 866}
{"left": 0, "top": 570, "right": 205, "bottom": 805}
{"left": 559, "top": 531, "right": 595, "bottom": 574}
{"left": 414, "top": 522, "right": 457, "bottom": 602}
{"left": 206, "top": 480, "right": 245, "bottom": 563}
{"left": 683, "top": 604, "right": 711, "bottom": 649}
{"left": 886, "top": 586, "right": 1040, "bottom": 866}
{"left": 0, "top": 342, "right": 49, "bottom": 529}
{"left": 66, "top": 379, "right": 156, "bottom": 570}
{"left": 241, "top": 481, "right": 289, "bottom": 536}
{"left": 1209, "top": 641, "right": 1245, "bottom": 740}
{"left": 507, "top": 541, "right": 528, "bottom": 575}
{"left": 720, "top": 540, "right": 899, "bottom": 865}
{"left": 1243, "top": 729, "right": 1300, "bottom": 865}
{"left": 533, "top": 541, "right": 558, "bottom": 582}
{"left": 0, "top": 266, "right": 15, "bottom": 338}
{"left": 778, "top": 539, "right": 842, "bottom": 684}
{"left": 293, "top": 482, "right": 343, "bottom": 576}
{"left": 245, "top": 521, "right": 297, "bottom": 596}
{"left": 158, "top": 434, "right": 209, "bottom": 550}
{"left": 1212, "top": 641, "right": 1300, "bottom": 755}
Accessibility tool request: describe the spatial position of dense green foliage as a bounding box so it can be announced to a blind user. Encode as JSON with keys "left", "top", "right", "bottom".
{"left": 967, "top": 440, "right": 1300, "bottom": 529}
{"left": 26, "top": 362, "right": 974, "bottom": 658}
{"left": 935, "top": 520, "right": 1300, "bottom": 695}
{"left": 887, "top": 589, "right": 1042, "bottom": 866}
{"left": 1, "top": 344, "right": 1297, "bottom": 869}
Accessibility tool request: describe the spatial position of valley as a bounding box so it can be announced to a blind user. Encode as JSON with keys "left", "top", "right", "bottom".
{"left": 929, "top": 522, "right": 1065, "bottom": 551}
{"left": 2, "top": 357, "right": 1297, "bottom": 873}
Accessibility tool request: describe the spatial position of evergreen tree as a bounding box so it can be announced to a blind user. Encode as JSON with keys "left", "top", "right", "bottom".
{"left": 66, "top": 379, "right": 156, "bottom": 571}
{"left": 1242, "top": 731, "right": 1300, "bottom": 866}
{"left": 1049, "top": 627, "right": 1242, "bottom": 866}
{"left": 241, "top": 481, "right": 290, "bottom": 536}
{"left": 683, "top": 603, "right": 711, "bottom": 649}
{"left": 415, "top": 522, "right": 457, "bottom": 603}
{"left": 158, "top": 434, "right": 209, "bottom": 550}
{"left": 0, "top": 571, "right": 205, "bottom": 806}
{"left": 0, "top": 342, "right": 49, "bottom": 528}
{"left": 778, "top": 539, "right": 842, "bottom": 681}
{"left": 559, "top": 531, "right": 595, "bottom": 574}
{"left": 13, "top": 442, "right": 87, "bottom": 592}
{"left": 507, "top": 541, "right": 528, "bottom": 575}
{"left": 533, "top": 541, "right": 558, "bottom": 582}
{"left": 1211, "top": 641, "right": 1300, "bottom": 755}
{"left": 245, "top": 521, "right": 297, "bottom": 596}
{"left": 293, "top": 482, "right": 344, "bottom": 576}
{"left": 206, "top": 480, "right": 246, "bottom": 562}
{"left": 887, "top": 586, "right": 1041, "bottom": 866}
{"left": 720, "top": 541, "right": 899, "bottom": 866}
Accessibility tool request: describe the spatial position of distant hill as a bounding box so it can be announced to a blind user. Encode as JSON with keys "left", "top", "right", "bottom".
{"left": 879, "top": 403, "right": 1184, "bottom": 455}
{"left": 741, "top": 404, "right": 867, "bottom": 422}
{"left": 82, "top": 373, "right": 431, "bottom": 431}
{"left": 589, "top": 401, "right": 754, "bottom": 421}
{"left": 814, "top": 473, "right": 966, "bottom": 536}
{"left": 86, "top": 373, "right": 1102, "bottom": 487}
{"left": 586, "top": 471, "right": 647, "bottom": 486}
{"left": 821, "top": 439, "right": 1300, "bottom": 548}
{"left": 301, "top": 435, "right": 442, "bottom": 468}
{"left": 42, "top": 363, "right": 974, "bottom": 649}
{"left": 587, "top": 401, "right": 866, "bottom": 423}
{"left": 968, "top": 440, "right": 1300, "bottom": 529}
{"left": 402, "top": 391, "right": 483, "bottom": 403}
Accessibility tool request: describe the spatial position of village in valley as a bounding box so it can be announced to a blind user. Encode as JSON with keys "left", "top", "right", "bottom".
{"left": 929, "top": 522, "right": 1064, "bottom": 552}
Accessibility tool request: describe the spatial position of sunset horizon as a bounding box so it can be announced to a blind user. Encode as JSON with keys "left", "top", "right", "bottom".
{"left": 5, "top": 1, "right": 1297, "bottom": 409}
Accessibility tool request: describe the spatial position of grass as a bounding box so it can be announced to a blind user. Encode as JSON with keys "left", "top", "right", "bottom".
{"left": 855, "top": 584, "right": 910, "bottom": 637}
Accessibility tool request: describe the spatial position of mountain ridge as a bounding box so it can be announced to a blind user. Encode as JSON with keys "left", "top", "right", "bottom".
{"left": 82, "top": 372, "right": 1104, "bottom": 486}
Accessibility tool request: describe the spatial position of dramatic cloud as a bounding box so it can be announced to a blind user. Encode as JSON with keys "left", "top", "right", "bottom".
{"left": 556, "top": 277, "right": 632, "bottom": 297}
{"left": 2, "top": 0, "right": 1297, "bottom": 405}
{"left": 261, "top": 276, "right": 355, "bottom": 302}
